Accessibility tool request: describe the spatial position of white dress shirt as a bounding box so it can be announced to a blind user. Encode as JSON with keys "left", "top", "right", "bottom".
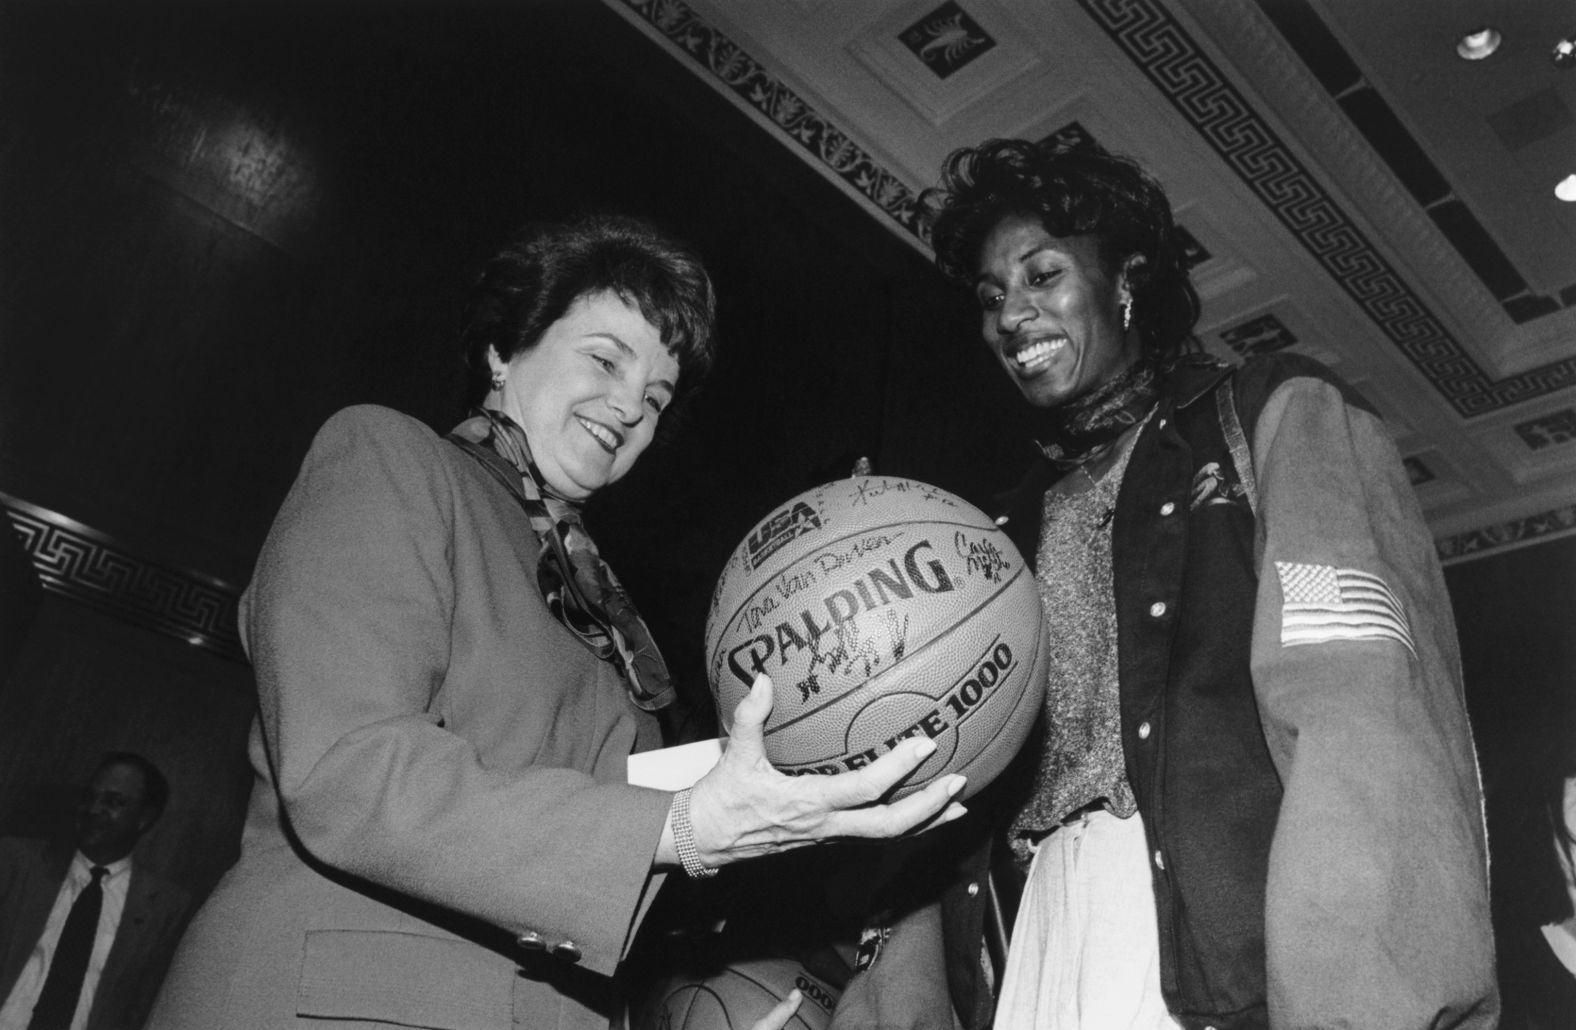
{"left": 0, "top": 852, "right": 133, "bottom": 1030}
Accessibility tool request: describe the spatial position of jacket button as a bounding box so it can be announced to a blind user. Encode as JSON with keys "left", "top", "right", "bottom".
{"left": 516, "top": 931, "right": 546, "bottom": 951}
{"left": 551, "top": 940, "right": 582, "bottom": 963}
{"left": 1153, "top": 850, "right": 1165, "bottom": 870}
{"left": 1159, "top": 501, "right": 1175, "bottom": 516}
{"left": 1137, "top": 721, "right": 1151, "bottom": 740}
{"left": 1149, "top": 601, "right": 1167, "bottom": 618}
{"left": 966, "top": 881, "right": 980, "bottom": 897}
{"left": 1158, "top": 418, "right": 1168, "bottom": 429}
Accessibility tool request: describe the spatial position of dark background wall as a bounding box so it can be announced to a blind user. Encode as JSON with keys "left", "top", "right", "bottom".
{"left": 1449, "top": 534, "right": 1576, "bottom": 807}
{"left": 0, "top": 0, "right": 1568, "bottom": 909}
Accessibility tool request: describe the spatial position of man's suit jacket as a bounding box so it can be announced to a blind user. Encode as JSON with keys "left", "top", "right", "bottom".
{"left": 0, "top": 837, "right": 193, "bottom": 1030}
{"left": 147, "top": 407, "right": 673, "bottom": 1030}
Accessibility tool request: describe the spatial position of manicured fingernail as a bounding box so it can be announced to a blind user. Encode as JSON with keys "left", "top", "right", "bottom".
{"left": 946, "top": 775, "right": 966, "bottom": 797}
{"left": 913, "top": 738, "right": 937, "bottom": 759}
{"left": 942, "top": 803, "right": 967, "bottom": 822}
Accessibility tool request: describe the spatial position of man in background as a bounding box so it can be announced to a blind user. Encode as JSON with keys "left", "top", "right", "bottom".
{"left": 0, "top": 753, "right": 192, "bottom": 1030}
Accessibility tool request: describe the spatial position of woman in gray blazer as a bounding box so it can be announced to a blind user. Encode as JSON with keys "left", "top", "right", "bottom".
{"left": 147, "top": 216, "right": 966, "bottom": 1030}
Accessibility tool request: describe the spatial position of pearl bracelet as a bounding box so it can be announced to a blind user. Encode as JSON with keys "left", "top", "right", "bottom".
{"left": 671, "top": 787, "right": 717, "bottom": 879}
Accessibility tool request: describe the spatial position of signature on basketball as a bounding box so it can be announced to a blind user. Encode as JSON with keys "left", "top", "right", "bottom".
{"left": 849, "top": 478, "right": 960, "bottom": 508}
{"left": 745, "top": 569, "right": 821, "bottom": 628}
{"left": 740, "top": 594, "right": 781, "bottom": 633}
{"left": 792, "top": 672, "right": 824, "bottom": 704}
{"left": 804, "top": 625, "right": 882, "bottom": 690}
{"left": 955, "top": 532, "right": 1007, "bottom": 583}
{"left": 774, "top": 567, "right": 817, "bottom": 601}
{"left": 811, "top": 532, "right": 903, "bottom": 575}
{"left": 798, "top": 609, "right": 909, "bottom": 701}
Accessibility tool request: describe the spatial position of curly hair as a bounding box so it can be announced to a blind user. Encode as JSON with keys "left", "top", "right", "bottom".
{"left": 460, "top": 215, "right": 717, "bottom": 421}
{"left": 920, "top": 138, "right": 1200, "bottom": 363}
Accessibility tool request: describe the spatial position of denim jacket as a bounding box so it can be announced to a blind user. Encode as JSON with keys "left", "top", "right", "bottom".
{"left": 921, "top": 354, "right": 1498, "bottom": 1030}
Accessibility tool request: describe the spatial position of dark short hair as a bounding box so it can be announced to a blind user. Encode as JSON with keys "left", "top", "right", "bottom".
{"left": 97, "top": 751, "right": 169, "bottom": 819}
{"left": 459, "top": 215, "right": 718, "bottom": 423}
{"left": 920, "top": 138, "right": 1201, "bottom": 363}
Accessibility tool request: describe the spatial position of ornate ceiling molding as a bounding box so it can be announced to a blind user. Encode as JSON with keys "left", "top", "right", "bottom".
{"left": 603, "top": 0, "right": 1574, "bottom": 548}
{"left": 616, "top": 0, "right": 1575, "bottom": 418}
{"left": 1436, "top": 500, "right": 1576, "bottom": 566}
{"left": 1251, "top": 0, "right": 1572, "bottom": 326}
{"left": 2, "top": 492, "right": 246, "bottom": 664}
{"left": 608, "top": 0, "right": 929, "bottom": 247}
{"left": 1178, "top": 0, "right": 1522, "bottom": 373}
{"left": 1073, "top": 0, "right": 1576, "bottom": 417}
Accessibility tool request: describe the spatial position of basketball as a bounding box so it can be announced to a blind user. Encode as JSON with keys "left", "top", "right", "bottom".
{"left": 705, "top": 476, "right": 1046, "bottom": 801}
{"left": 635, "top": 956, "right": 842, "bottom": 1030}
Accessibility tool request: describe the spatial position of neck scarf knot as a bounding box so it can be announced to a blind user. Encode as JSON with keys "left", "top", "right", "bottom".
{"left": 448, "top": 409, "right": 674, "bottom": 712}
{"left": 1035, "top": 358, "right": 1162, "bottom": 470}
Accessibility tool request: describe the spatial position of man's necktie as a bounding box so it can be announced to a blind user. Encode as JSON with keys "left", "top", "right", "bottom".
{"left": 27, "top": 865, "right": 108, "bottom": 1030}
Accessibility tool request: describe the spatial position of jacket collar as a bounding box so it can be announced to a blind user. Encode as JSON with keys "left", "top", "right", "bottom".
{"left": 993, "top": 355, "right": 1235, "bottom": 552}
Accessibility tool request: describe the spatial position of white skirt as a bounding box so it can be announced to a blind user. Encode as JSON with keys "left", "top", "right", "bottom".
{"left": 992, "top": 808, "right": 1182, "bottom": 1030}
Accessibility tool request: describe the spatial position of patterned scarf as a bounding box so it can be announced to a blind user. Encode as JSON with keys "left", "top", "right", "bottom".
{"left": 1035, "top": 358, "right": 1162, "bottom": 469}
{"left": 448, "top": 409, "right": 674, "bottom": 712}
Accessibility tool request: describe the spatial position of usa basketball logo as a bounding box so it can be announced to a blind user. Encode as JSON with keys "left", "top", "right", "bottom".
{"left": 745, "top": 500, "right": 822, "bottom": 571}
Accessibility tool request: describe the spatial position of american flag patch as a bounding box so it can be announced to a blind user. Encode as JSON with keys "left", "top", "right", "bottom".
{"left": 1275, "top": 562, "right": 1415, "bottom": 657}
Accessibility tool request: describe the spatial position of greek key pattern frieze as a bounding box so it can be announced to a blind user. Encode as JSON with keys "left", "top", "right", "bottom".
{"left": 615, "top": 0, "right": 924, "bottom": 239}
{"left": 1436, "top": 502, "right": 1576, "bottom": 565}
{"left": 2, "top": 493, "right": 245, "bottom": 663}
{"left": 1074, "top": 0, "right": 1576, "bottom": 416}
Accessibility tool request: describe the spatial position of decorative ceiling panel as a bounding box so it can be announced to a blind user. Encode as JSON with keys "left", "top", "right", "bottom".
{"left": 848, "top": 0, "right": 1038, "bottom": 124}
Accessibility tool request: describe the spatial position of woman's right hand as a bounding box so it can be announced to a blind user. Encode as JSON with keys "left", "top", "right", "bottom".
{"left": 674, "top": 672, "right": 967, "bottom": 870}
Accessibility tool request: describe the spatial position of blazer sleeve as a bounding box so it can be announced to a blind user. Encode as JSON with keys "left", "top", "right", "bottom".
{"left": 0, "top": 837, "right": 46, "bottom": 988}
{"left": 244, "top": 406, "right": 670, "bottom": 976}
{"left": 1245, "top": 374, "right": 1498, "bottom": 1027}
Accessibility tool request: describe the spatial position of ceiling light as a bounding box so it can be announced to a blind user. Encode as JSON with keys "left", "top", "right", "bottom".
{"left": 1554, "top": 35, "right": 1576, "bottom": 70}
{"left": 1556, "top": 175, "right": 1576, "bottom": 202}
{"left": 1456, "top": 27, "right": 1502, "bottom": 61}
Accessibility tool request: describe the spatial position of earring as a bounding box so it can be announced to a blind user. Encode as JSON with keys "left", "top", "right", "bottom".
{"left": 1122, "top": 297, "right": 1134, "bottom": 332}
{"left": 490, "top": 369, "right": 506, "bottom": 393}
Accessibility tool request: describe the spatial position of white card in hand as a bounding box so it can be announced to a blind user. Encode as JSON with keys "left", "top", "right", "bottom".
{"left": 626, "top": 737, "right": 724, "bottom": 790}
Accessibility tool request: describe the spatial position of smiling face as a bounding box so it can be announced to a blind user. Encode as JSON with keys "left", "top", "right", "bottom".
{"left": 974, "top": 213, "right": 1140, "bottom": 411}
{"left": 489, "top": 290, "right": 679, "bottom": 502}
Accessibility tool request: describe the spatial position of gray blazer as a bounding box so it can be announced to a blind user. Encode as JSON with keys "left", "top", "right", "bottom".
{"left": 0, "top": 837, "right": 192, "bottom": 1030}
{"left": 147, "top": 406, "right": 673, "bottom": 1030}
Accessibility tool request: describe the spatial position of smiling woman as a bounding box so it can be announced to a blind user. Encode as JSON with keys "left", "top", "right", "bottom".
{"left": 972, "top": 218, "right": 1137, "bottom": 412}
{"left": 486, "top": 293, "right": 677, "bottom": 500}
{"left": 847, "top": 138, "right": 1502, "bottom": 1030}
{"left": 143, "top": 215, "right": 967, "bottom": 1030}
